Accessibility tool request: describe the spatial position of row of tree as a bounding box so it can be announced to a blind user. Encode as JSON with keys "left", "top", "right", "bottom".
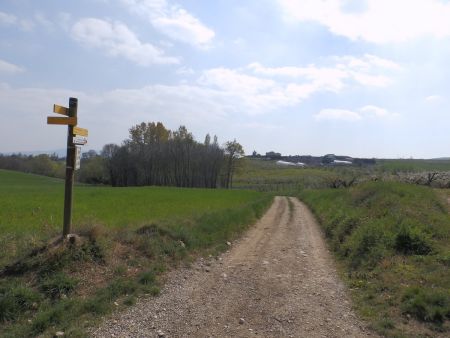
{"left": 0, "top": 122, "right": 244, "bottom": 189}
{"left": 101, "top": 122, "right": 243, "bottom": 188}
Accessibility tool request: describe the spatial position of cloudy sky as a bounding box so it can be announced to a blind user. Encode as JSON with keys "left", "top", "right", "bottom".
{"left": 0, "top": 0, "right": 449, "bottom": 158}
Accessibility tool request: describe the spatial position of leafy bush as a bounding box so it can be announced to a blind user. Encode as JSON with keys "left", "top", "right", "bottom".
{"left": 394, "top": 224, "right": 432, "bottom": 255}
{"left": 346, "top": 222, "right": 390, "bottom": 269}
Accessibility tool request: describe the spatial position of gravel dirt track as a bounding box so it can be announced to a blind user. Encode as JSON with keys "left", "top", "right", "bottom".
{"left": 92, "top": 196, "right": 378, "bottom": 337}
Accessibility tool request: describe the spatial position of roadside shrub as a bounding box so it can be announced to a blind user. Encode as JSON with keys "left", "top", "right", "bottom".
{"left": 402, "top": 287, "right": 450, "bottom": 323}
{"left": 39, "top": 272, "right": 78, "bottom": 299}
{"left": 346, "top": 222, "right": 390, "bottom": 269}
{"left": 334, "top": 215, "right": 359, "bottom": 245}
{"left": 394, "top": 224, "right": 432, "bottom": 255}
{"left": 138, "top": 270, "right": 156, "bottom": 285}
{"left": 0, "top": 284, "right": 41, "bottom": 322}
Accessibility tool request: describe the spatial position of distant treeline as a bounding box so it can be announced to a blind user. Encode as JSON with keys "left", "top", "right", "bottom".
{"left": 0, "top": 122, "right": 244, "bottom": 189}
{"left": 0, "top": 153, "right": 65, "bottom": 178}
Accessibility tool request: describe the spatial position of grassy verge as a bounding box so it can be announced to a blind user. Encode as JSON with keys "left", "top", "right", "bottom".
{"left": 298, "top": 182, "right": 450, "bottom": 337}
{"left": 0, "top": 170, "right": 272, "bottom": 337}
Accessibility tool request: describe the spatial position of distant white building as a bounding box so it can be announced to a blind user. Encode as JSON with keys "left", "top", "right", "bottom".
{"left": 276, "top": 160, "right": 306, "bottom": 167}
{"left": 331, "top": 160, "right": 352, "bottom": 165}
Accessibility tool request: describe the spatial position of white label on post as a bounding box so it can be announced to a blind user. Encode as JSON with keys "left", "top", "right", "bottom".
{"left": 73, "top": 136, "right": 88, "bottom": 145}
{"left": 75, "top": 146, "right": 81, "bottom": 170}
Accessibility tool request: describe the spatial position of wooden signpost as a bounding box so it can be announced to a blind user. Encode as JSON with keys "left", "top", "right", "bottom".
{"left": 47, "top": 97, "right": 89, "bottom": 237}
{"left": 47, "top": 116, "right": 77, "bottom": 125}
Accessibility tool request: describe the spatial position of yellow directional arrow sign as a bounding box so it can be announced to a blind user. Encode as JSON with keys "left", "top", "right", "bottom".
{"left": 73, "top": 126, "right": 88, "bottom": 137}
{"left": 47, "top": 116, "right": 77, "bottom": 125}
{"left": 53, "top": 104, "right": 69, "bottom": 116}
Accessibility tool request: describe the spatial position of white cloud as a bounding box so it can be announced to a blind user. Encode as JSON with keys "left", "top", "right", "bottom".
{"left": 315, "top": 105, "right": 397, "bottom": 122}
{"left": 34, "top": 12, "right": 53, "bottom": 30}
{"left": 425, "top": 95, "right": 442, "bottom": 102}
{"left": 0, "top": 59, "right": 25, "bottom": 73}
{"left": 120, "top": 0, "right": 215, "bottom": 48}
{"left": 58, "top": 12, "right": 72, "bottom": 31}
{"left": 360, "top": 105, "right": 397, "bottom": 118}
{"left": 0, "top": 54, "right": 401, "bottom": 152}
{"left": 0, "top": 11, "right": 17, "bottom": 25}
{"left": 176, "top": 66, "right": 195, "bottom": 76}
{"left": 348, "top": 72, "right": 391, "bottom": 87}
{"left": 248, "top": 54, "right": 400, "bottom": 89}
{"left": 0, "top": 11, "right": 34, "bottom": 31}
{"left": 196, "top": 68, "right": 317, "bottom": 113}
{"left": 191, "top": 55, "right": 400, "bottom": 115}
{"left": 199, "top": 68, "right": 276, "bottom": 94}
{"left": 315, "top": 108, "right": 362, "bottom": 121}
{"left": 71, "top": 18, "right": 179, "bottom": 65}
{"left": 277, "top": 0, "right": 450, "bottom": 43}
{"left": 249, "top": 62, "right": 348, "bottom": 92}
{"left": 232, "top": 37, "right": 246, "bottom": 46}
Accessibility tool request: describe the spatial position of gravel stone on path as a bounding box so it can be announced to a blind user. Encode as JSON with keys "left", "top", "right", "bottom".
{"left": 91, "top": 197, "right": 379, "bottom": 338}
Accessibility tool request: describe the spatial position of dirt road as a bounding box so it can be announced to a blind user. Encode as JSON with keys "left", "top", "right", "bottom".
{"left": 92, "top": 197, "right": 377, "bottom": 337}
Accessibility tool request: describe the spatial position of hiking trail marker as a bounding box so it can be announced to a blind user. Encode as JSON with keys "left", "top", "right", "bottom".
{"left": 47, "top": 97, "right": 89, "bottom": 236}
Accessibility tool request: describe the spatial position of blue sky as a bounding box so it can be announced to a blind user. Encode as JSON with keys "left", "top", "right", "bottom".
{"left": 0, "top": 0, "right": 449, "bottom": 158}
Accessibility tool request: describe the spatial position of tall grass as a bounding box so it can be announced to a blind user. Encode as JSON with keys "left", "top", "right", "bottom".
{"left": 298, "top": 182, "right": 450, "bottom": 337}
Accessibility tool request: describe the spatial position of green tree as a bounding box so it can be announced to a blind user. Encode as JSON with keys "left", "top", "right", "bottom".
{"left": 224, "top": 140, "right": 244, "bottom": 189}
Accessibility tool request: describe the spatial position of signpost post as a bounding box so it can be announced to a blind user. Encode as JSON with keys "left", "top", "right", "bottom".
{"left": 47, "top": 97, "right": 89, "bottom": 237}
{"left": 62, "top": 98, "right": 77, "bottom": 236}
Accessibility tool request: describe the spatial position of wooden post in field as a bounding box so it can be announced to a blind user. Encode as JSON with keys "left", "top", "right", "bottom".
{"left": 47, "top": 97, "right": 88, "bottom": 237}
{"left": 62, "top": 97, "right": 78, "bottom": 236}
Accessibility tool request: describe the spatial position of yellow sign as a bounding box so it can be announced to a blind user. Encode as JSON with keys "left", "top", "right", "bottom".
{"left": 53, "top": 104, "right": 69, "bottom": 116}
{"left": 73, "top": 126, "right": 88, "bottom": 137}
{"left": 47, "top": 116, "right": 77, "bottom": 125}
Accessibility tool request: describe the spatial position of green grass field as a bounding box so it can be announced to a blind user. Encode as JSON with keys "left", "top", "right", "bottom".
{"left": 376, "top": 159, "right": 450, "bottom": 173}
{"left": 0, "top": 169, "right": 267, "bottom": 263}
{"left": 0, "top": 169, "right": 272, "bottom": 337}
{"left": 1, "top": 169, "right": 264, "bottom": 232}
{"left": 299, "top": 182, "right": 450, "bottom": 337}
{"left": 234, "top": 158, "right": 340, "bottom": 191}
